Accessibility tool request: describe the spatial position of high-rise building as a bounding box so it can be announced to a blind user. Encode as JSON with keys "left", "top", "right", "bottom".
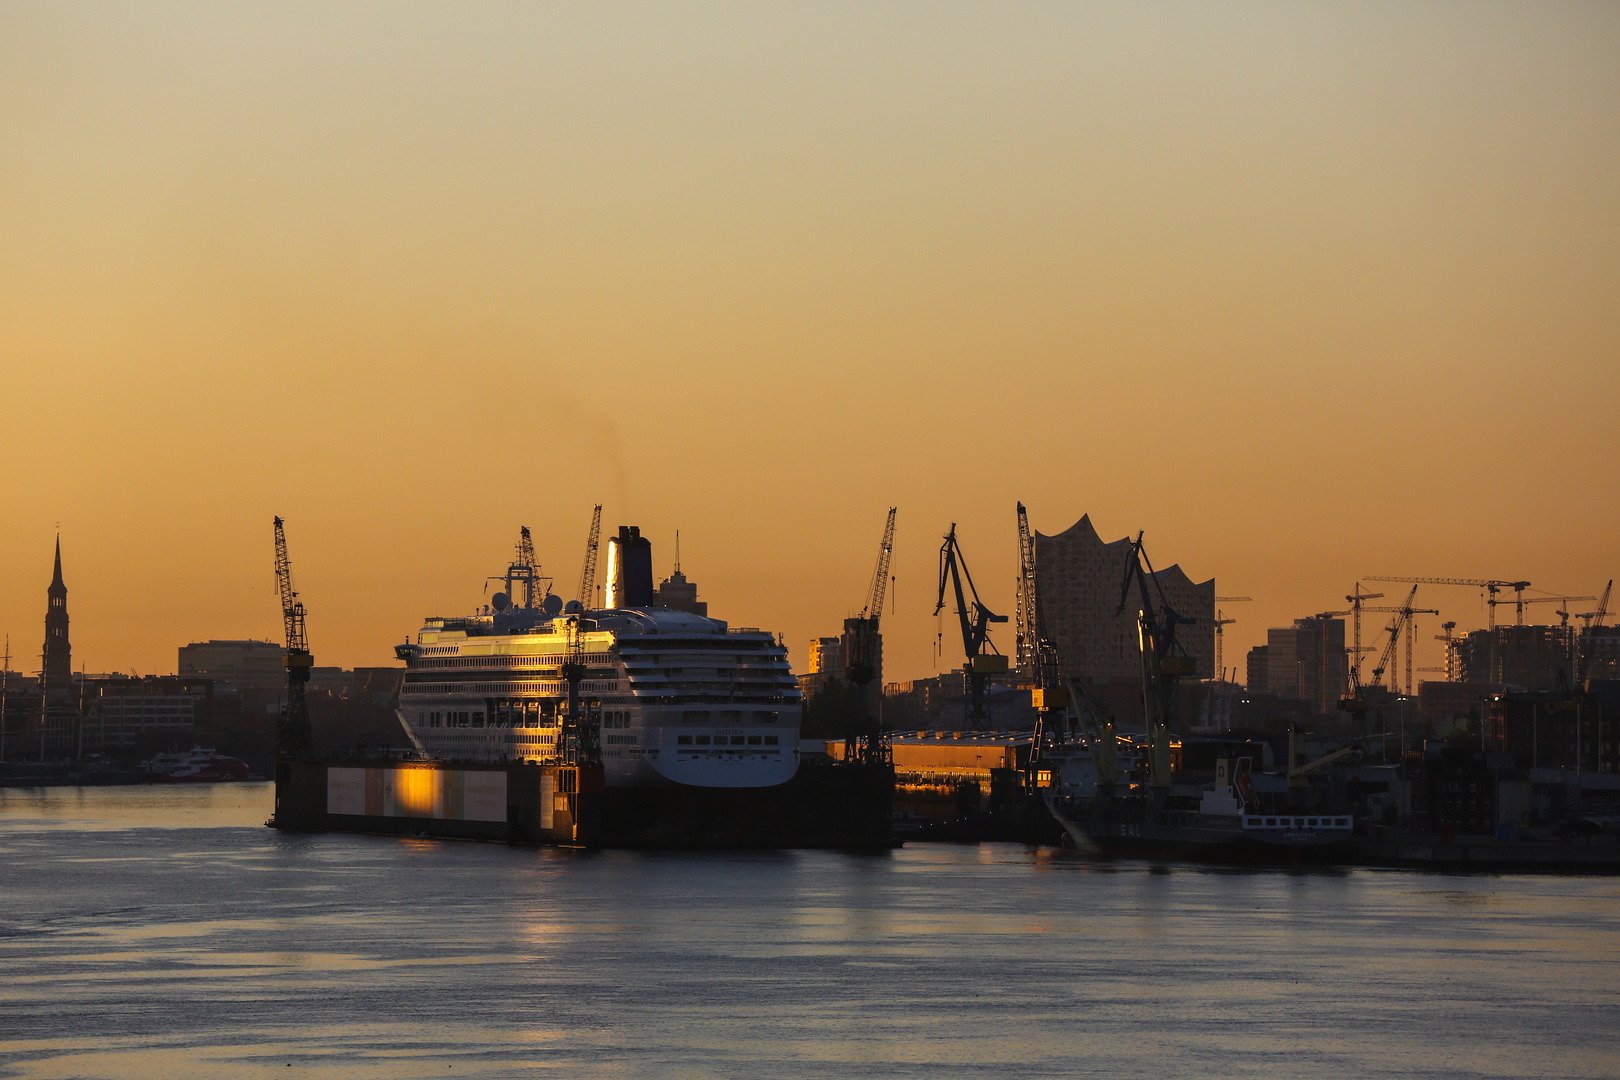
{"left": 1453, "top": 625, "right": 1574, "bottom": 689}
{"left": 807, "top": 637, "right": 843, "bottom": 676}
{"left": 1265, "top": 617, "right": 1347, "bottom": 715}
{"left": 655, "top": 568, "right": 707, "bottom": 617}
{"left": 1033, "top": 515, "right": 1215, "bottom": 682}
{"left": 1246, "top": 645, "right": 1269, "bottom": 692}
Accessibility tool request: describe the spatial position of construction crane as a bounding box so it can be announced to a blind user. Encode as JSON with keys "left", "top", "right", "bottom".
{"left": 1210, "top": 596, "right": 1250, "bottom": 686}
{"left": 1507, "top": 593, "right": 1596, "bottom": 624}
{"left": 935, "top": 524, "right": 1008, "bottom": 724}
{"left": 1365, "top": 576, "right": 1528, "bottom": 628}
{"left": 1015, "top": 504, "right": 1062, "bottom": 690}
{"left": 272, "top": 517, "right": 313, "bottom": 760}
{"left": 574, "top": 504, "right": 602, "bottom": 611}
{"left": 844, "top": 508, "right": 896, "bottom": 766}
{"left": 1343, "top": 584, "right": 1385, "bottom": 687}
{"left": 1577, "top": 580, "right": 1614, "bottom": 683}
{"left": 1366, "top": 587, "right": 1439, "bottom": 695}
{"left": 1578, "top": 581, "right": 1612, "bottom": 630}
{"left": 1118, "top": 533, "right": 1195, "bottom": 790}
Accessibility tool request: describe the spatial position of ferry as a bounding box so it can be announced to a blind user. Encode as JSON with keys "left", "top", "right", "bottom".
{"left": 393, "top": 525, "right": 802, "bottom": 789}
{"left": 145, "top": 747, "right": 251, "bottom": 783}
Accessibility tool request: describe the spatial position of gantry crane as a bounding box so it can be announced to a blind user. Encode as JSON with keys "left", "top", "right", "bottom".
{"left": 272, "top": 517, "right": 313, "bottom": 760}
{"left": 935, "top": 524, "right": 1008, "bottom": 724}
{"left": 844, "top": 508, "right": 896, "bottom": 766}
{"left": 1118, "top": 533, "right": 1195, "bottom": 790}
{"left": 574, "top": 504, "right": 602, "bottom": 611}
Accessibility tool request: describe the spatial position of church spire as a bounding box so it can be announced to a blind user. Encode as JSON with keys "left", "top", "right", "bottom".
{"left": 51, "top": 534, "right": 63, "bottom": 588}
{"left": 42, "top": 535, "right": 71, "bottom": 694}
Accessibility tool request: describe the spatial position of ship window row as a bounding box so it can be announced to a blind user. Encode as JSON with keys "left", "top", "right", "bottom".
{"left": 677, "top": 735, "right": 778, "bottom": 746}
{"left": 682, "top": 710, "right": 778, "bottom": 724}
{"left": 1245, "top": 816, "right": 1349, "bottom": 829}
{"left": 604, "top": 711, "right": 633, "bottom": 728}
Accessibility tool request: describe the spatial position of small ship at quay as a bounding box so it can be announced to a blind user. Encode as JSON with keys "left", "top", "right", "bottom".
{"left": 270, "top": 514, "right": 892, "bottom": 848}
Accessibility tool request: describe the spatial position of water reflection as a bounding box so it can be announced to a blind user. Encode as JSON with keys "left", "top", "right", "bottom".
{"left": 1, "top": 786, "right": 1617, "bottom": 1079}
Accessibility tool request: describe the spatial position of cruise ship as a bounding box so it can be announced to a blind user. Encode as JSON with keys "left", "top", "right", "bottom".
{"left": 393, "top": 525, "right": 802, "bottom": 790}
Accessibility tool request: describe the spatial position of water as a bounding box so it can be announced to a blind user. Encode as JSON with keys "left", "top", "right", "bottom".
{"left": 1, "top": 785, "right": 1617, "bottom": 1079}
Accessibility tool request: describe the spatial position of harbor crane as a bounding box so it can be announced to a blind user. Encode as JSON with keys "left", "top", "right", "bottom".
{"left": 844, "top": 508, "right": 896, "bottom": 767}
{"left": 1118, "top": 533, "right": 1196, "bottom": 789}
{"left": 574, "top": 504, "right": 602, "bottom": 611}
{"left": 935, "top": 523, "right": 1008, "bottom": 724}
{"left": 1016, "top": 503, "right": 1071, "bottom": 784}
{"left": 490, "top": 526, "right": 548, "bottom": 610}
{"left": 1365, "top": 576, "right": 1529, "bottom": 628}
{"left": 272, "top": 517, "right": 313, "bottom": 760}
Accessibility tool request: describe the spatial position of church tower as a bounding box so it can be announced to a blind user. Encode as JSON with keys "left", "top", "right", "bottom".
{"left": 42, "top": 536, "right": 71, "bottom": 695}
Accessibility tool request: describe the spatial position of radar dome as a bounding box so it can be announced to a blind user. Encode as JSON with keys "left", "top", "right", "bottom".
{"left": 563, "top": 599, "right": 583, "bottom": 615}
{"left": 542, "top": 593, "right": 564, "bottom": 616}
{"left": 491, "top": 591, "right": 511, "bottom": 612}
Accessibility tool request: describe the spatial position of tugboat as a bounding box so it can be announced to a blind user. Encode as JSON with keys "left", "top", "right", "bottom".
{"left": 144, "top": 747, "right": 251, "bottom": 783}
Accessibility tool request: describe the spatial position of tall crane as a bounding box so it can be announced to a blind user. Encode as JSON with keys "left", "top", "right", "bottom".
{"left": 1119, "top": 533, "right": 1195, "bottom": 789}
{"left": 272, "top": 517, "right": 313, "bottom": 760}
{"left": 1365, "top": 576, "right": 1528, "bottom": 628}
{"left": 1343, "top": 584, "right": 1385, "bottom": 687}
{"left": 1578, "top": 580, "right": 1614, "bottom": 683}
{"left": 1015, "top": 503, "right": 1061, "bottom": 690}
{"left": 490, "top": 526, "right": 546, "bottom": 610}
{"left": 1211, "top": 596, "right": 1250, "bottom": 684}
{"left": 1366, "top": 587, "right": 1438, "bottom": 695}
{"left": 1578, "top": 581, "right": 1612, "bottom": 630}
{"left": 935, "top": 524, "right": 1008, "bottom": 724}
{"left": 1507, "top": 593, "right": 1595, "bottom": 625}
{"left": 574, "top": 504, "right": 602, "bottom": 611}
{"left": 844, "top": 508, "right": 896, "bottom": 766}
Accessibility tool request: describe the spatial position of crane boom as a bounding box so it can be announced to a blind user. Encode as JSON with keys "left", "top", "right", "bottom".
{"left": 861, "top": 508, "right": 897, "bottom": 625}
{"left": 575, "top": 504, "right": 602, "bottom": 610}
{"left": 271, "top": 516, "right": 312, "bottom": 759}
{"left": 1365, "top": 576, "right": 1528, "bottom": 628}
{"left": 934, "top": 524, "right": 1008, "bottom": 722}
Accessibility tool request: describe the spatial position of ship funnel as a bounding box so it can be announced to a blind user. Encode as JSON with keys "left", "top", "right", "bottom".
{"left": 604, "top": 525, "right": 654, "bottom": 608}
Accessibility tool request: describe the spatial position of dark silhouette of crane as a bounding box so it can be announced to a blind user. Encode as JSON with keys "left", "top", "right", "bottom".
{"left": 573, "top": 505, "right": 602, "bottom": 612}
{"left": 272, "top": 516, "right": 312, "bottom": 760}
{"left": 1117, "top": 533, "right": 1195, "bottom": 790}
{"left": 1365, "top": 576, "right": 1528, "bottom": 628}
{"left": 844, "top": 508, "right": 896, "bottom": 766}
{"left": 935, "top": 524, "right": 1007, "bottom": 724}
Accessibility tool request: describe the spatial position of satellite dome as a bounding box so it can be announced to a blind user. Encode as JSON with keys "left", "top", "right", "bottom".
{"left": 563, "top": 599, "right": 583, "bottom": 614}
{"left": 542, "top": 593, "right": 564, "bottom": 616}
{"left": 491, "top": 591, "right": 511, "bottom": 612}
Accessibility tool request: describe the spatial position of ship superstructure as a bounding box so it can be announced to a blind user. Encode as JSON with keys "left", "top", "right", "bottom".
{"left": 394, "top": 526, "right": 802, "bottom": 789}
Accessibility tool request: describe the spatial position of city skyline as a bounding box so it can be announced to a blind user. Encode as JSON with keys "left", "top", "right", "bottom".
{"left": 2, "top": 3, "right": 1616, "bottom": 682}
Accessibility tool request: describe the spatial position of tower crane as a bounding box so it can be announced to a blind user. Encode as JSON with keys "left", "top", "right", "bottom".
{"left": 935, "top": 524, "right": 1008, "bottom": 724}
{"left": 1578, "top": 580, "right": 1613, "bottom": 683}
{"left": 1344, "top": 585, "right": 1385, "bottom": 687}
{"left": 844, "top": 508, "right": 896, "bottom": 766}
{"left": 1367, "top": 587, "right": 1439, "bottom": 695}
{"left": 1365, "top": 576, "right": 1528, "bottom": 628}
{"left": 272, "top": 517, "right": 312, "bottom": 760}
{"left": 1578, "top": 581, "right": 1612, "bottom": 630}
{"left": 1507, "top": 593, "right": 1595, "bottom": 625}
{"left": 574, "top": 504, "right": 602, "bottom": 612}
{"left": 1118, "top": 533, "right": 1195, "bottom": 790}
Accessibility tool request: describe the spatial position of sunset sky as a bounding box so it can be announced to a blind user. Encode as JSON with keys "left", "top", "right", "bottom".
{"left": 2, "top": 3, "right": 1616, "bottom": 685}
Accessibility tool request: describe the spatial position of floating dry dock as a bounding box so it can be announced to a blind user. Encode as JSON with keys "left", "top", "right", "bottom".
{"left": 271, "top": 758, "right": 894, "bottom": 849}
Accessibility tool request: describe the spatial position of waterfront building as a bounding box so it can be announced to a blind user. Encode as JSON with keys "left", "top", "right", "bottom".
{"left": 1032, "top": 514, "right": 1215, "bottom": 682}
{"left": 177, "top": 640, "right": 287, "bottom": 696}
{"left": 1246, "top": 645, "right": 1269, "bottom": 692}
{"left": 80, "top": 676, "right": 218, "bottom": 752}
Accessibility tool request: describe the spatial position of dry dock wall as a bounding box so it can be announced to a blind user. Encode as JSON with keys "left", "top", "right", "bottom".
{"left": 272, "top": 759, "right": 892, "bottom": 848}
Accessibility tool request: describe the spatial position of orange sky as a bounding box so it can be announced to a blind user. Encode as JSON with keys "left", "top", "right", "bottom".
{"left": 2, "top": 3, "right": 1616, "bottom": 686}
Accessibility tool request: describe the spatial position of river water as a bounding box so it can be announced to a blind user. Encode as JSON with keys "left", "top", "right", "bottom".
{"left": 1, "top": 784, "right": 1617, "bottom": 1079}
